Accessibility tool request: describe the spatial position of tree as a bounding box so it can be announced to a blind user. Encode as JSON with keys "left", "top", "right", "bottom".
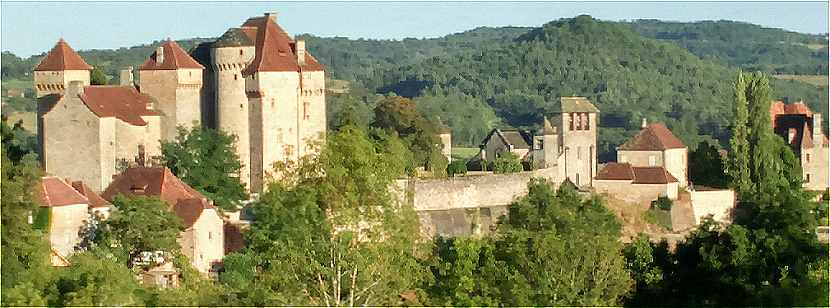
{"left": 373, "top": 96, "right": 448, "bottom": 175}
{"left": 48, "top": 252, "right": 144, "bottom": 306}
{"left": 90, "top": 67, "right": 108, "bottom": 85}
{"left": 446, "top": 160, "right": 467, "bottom": 177}
{"left": 161, "top": 126, "right": 248, "bottom": 211}
{"left": 102, "top": 196, "right": 185, "bottom": 265}
{"left": 492, "top": 152, "right": 523, "bottom": 173}
{"left": 689, "top": 140, "right": 727, "bottom": 188}
{"left": 1, "top": 116, "right": 38, "bottom": 163}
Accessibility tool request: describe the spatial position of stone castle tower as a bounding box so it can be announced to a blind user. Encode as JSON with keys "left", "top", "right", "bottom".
{"left": 533, "top": 97, "right": 598, "bottom": 187}
{"left": 199, "top": 12, "right": 326, "bottom": 192}
{"left": 33, "top": 39, "right": 92, "bottom": 98}
{"left": 138, "top": 40, "right": 205, "bottom": 141}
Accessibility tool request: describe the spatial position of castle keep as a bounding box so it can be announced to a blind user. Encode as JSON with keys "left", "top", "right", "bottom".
{"left": 35, "top": 13, "right": 326, "bottom": 193}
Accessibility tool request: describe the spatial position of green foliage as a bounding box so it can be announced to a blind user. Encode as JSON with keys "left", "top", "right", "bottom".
{"left": 446, "top": 160, "right": 468, "bottom": 177}
{"left": 651, "top": 196, "right": 673, "bottom": 211}
{"left": 689, "top": 140, "right": 727, "bottom": 188}
{"left": 492, "top": 152, "right": 523, "bottom": 174}
{"left": 49, "top": 252, "right": 144, "bottom": 306}
{"left": 643, "top": 208, "right": 673, "bottom": 231}
{"left": 372, "top": 96, "right": 448, "bottom": 175}
{"left": 1, "top": 116, "right": 38, "bottom": 163}
{"left": 90, "top": 67, "right": 108, "bottom": 85}
{"left": 623, "top": 234, "right": 664, "bottom": 290}
{"left": 414, "top": 92, "right": 500, "bottom": 146}
{"left": 31, "top": 207, "right": 50, "bottom": 231}
{"left": 161, "top": 125, "right": 249, "bottom": 211}
{"left": 104, "top": 196, "right": 185, "bottom": 265}
{"left": 729, "top": 71, "right": 752, "bottom": 194}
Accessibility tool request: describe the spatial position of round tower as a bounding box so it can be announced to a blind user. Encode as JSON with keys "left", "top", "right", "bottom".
{"left": 212, "top": 28, "right": 256, "bottom": 188}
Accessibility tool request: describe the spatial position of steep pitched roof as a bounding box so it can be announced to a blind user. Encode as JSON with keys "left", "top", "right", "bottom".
{"left": 632, "top": 166, "right": 679, "bottom": 184}
{"left": 77, "top": 85, "right": 159, "bottom": 126}
{"left": 214, "top": 28, "right": 254, "bottom": 48}
{"left": 173, "top": 198, "right": 213, "bottom": 228}
{"left": 34, "top": 39, "right": 93, "bottom": 71}
{"left": 619, "top": 123, "right": 686, "bottom": 151}
{"left": 70, "top": 181, "right": 110, "bottom": 208}
{"left": 560, "top": 97, "right": 599, "bottom": 113}
{"left": 595, "top": 163, "right": 635, "bottom": 181}
{"left": 102, "top": 166, "right": 207, "bottom": 208}
{"left": 39, "top": 177, "right": 88, "bottom": 207}
{"left": 240, "top": 16, "right": 324, "bottom": 75}
{"left": 139, "top": 40, "right": 204, "bottom": 70}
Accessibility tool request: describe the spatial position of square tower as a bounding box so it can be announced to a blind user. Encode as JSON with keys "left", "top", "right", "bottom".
{"left": 552, "top": 97, "right": 599, "bottom": 187}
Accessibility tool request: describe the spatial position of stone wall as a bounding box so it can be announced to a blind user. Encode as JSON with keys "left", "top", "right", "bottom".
{"left": 42, "top": 94, "right": 105, "bottom": 190}
{"left": 34, "top": 70, "right": 89, "bottom": 98}
{"left": 180, "top": 208, "right": 224, "bottom": 274}
{"left": 803, "top": 146, "right": 829, "bottom": 191}
{"left": 557, "top": 112, "right": 597, "bottom": 187}
{"left": 48, "top": 203, "right": 89, "bottom": 258}
{"left": 400, "top": 167, "right": 560, "bottom": 237}
{"left": 619, "top": 148, "right": 688, "bottom": 187}
{"left": 212, "top": 45, "right": 255, "bottom": 189}
{"left": 689, "top": 188, "right": 736, "bottom": 225}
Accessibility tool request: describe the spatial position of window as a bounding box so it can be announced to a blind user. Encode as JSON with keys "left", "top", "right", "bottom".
{"left": 234, "top": 74, "right": 238, "bottom": 80}
{"left": 584, "top": 113, "right": 590, "bottom": 130}
{"left": 806, "top": 173, "right": 811, "bottom": 183}
{"left": 208, "top": 232, "right": 212, "bottom": 240}
{"left": 303, "top": 102, "right": 310, "bottom": 120}
{"left": 806, "top": 153, "right": 811, "bottom": 163}
{"left": 239, "top": 49, "right": 244, "bottom": 55}
{"left": 577, "top": 147, "right": 582, "bottom": 160}
{"left": 574, "top": 113, "right": 581, "bottom": 130}
{"left": 569, "top": 113, "right": 574, "bottom": 131}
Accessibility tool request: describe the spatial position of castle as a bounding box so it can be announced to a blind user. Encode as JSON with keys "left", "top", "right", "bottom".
{"left": 770, "top": 101, "right": 829, "bottom": 191}
{"left": 34, "top": 12, "right": 326, "bottom": 193}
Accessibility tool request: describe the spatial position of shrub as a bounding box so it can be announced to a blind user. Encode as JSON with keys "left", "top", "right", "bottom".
{"left": 447, "top": 160, "right": 467, "bottom": 177}
{"left": 651, "top": 196, "right": 673, "bottom": 211}
{"left": 492, "top": 152, "right": 523, "bottom": 174}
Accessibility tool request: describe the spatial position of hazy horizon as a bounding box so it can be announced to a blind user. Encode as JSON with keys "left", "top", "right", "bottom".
{"left": 2, "top": 1, "right": 828, "bottom": 58}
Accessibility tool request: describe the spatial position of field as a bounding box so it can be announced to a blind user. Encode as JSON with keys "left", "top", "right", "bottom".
{"left": 773, "top": 74, "right": 829, "bottom": 87}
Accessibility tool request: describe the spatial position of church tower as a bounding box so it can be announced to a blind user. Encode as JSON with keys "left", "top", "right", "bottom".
{"left": 139, "top": 39, "right": 205, "bottom": 141}
{"left": 554, "top": 97, "right": 598, "bottom": 187}
{"left": 33, "top": 39, "right": 92, "bottom": 98}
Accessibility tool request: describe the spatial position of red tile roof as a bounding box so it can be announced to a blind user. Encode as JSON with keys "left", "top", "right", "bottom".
{"left": 139, "top": 40, "right": 204, "bottom": 70}
{"left": 595, "top": 163, "right": 635, "bottom": 181}
{"left": 632, "top": 167, "right": 679, "bottom": 184}
{"left": 619, "top": 123, "right": 686, "bottom": 151}
{"left": 34, "top": 39, "right": 93, "bottom": 71}
{"left": 77, "top": 85, "right": 159, "bottom": 126}
{"left": 240, "top": 16, "right": 324, "bottom": 75}
{"left": 70, "top": 181, "right": 110, "bottom": 208}
{"left": 39, "top": 177, "right": 88, "bottom": 207}
{"left": 173, "top": 198, "right": 212, "bottom": 228}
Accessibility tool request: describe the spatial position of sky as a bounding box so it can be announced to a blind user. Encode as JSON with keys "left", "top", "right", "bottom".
{"left": 2, "top": 1, "right": 828, "bottom": 57}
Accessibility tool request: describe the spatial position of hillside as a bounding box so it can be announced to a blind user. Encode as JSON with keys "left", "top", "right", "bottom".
{"left": 627, "top": 19, "right": 829, "bottom": 75}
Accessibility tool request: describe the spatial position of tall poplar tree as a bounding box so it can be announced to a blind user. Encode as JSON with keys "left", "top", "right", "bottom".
{"left": 729, "top": 71, "right": 751, "bottom": 195}
{"left": 744, "top": 72, "right": 778, "bottom": 200}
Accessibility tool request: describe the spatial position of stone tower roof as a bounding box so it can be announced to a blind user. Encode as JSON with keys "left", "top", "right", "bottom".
{"left": 619, "top": 122, "right": 686, "bottom": 151}
{"left": 139, "top": 40, "right": 204, "bottom": 70}
{"left": 240, "top": 14, "right": 325, "bottom": 75}
{"left": 559, "top": 97, "right": 599, "bottom": 113}
{"left": 34, "top": 39, "right": 93, "bottom": 71}
{"left": 214, "top": 28, "right": 255, "bottom": 47}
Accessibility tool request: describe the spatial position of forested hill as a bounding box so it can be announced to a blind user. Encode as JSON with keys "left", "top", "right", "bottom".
{"left": 372, "top": 15, "right": 828, "bottom": 159}
{"left": 626, "top": 20, "right": 829, "bottom": 75}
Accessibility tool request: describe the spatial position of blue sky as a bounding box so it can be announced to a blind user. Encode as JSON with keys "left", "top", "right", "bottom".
{"left": 2, "top": 1, "right": 828, "bottom": 57}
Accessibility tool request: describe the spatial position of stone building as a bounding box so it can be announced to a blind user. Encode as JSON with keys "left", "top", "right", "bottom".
{"left": 190, "top": 12, "right": 327, "bottom": 192}
{"left": 770, "top": 101, "right": 829, "bottom": 191}
{"left": 593, "top": 162, "right": 680, "bottom": 203}
{"left": 138, "top": 40, "right": 205, "bottom": 141}
{"left": 37, "top": 177, "right": 110, "bottom": 265}
{"left": 102, "top": 166, "right": 224, "bottom": 274}
{"left": 479, "top": 128, "right": 533, "bottom": 163}
{"left": 617, "top": 120, "right": 688, "bottom": 187}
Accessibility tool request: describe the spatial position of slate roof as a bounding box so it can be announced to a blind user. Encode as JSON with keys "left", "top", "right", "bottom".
{"left": 560, "top": 97, "right": 599, "bottom": 113}
{"left": 595, "top": 163, "right": 678, "bottom": 184}
{"left": 78, "top": 86, "right": 159, "bottom": 126}
{"left": 139, "top": 40, "right": 204, "bottom": 70}
{"left": 619, "top": 123, "right": 686, "bottom": 151}
{"left": 70, "top": 181, "right": 110, "bottom": 208}
{"left": 482, "top": 128, "right": 532, "bottom": 150}
{"left": 39, "top": 177, "right": 88, "bottom": 207}
{"left": 240, "top": 16, "right": 324, "bottom": 75}
{"left": 34, "top": 39, "right": 93, "bottom": 71}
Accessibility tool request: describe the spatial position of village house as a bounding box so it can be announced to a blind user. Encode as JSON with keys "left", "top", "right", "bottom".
{"left": 593, "top": 162, "right": 680, "bottom": 203}
{"left": 477, "top": 96, "right": 599, "bottom": 187}
{"left": 617, "top": 120, "right": 688, "bottom": 187}
{"left": 37, "top": 176, "right": 111, "bottom": 266}
{"left": 102, "top": 166, "right": 224, "bottom": 274}
{"left": 770, "top": 101, "right": 829, "bottom": 191}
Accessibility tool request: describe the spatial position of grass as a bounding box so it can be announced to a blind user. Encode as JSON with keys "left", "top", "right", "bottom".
{"left": 644, "top": 208, "right": 673, "bottom": 231}
{"left": 451, "top": 147, "right": 479, "bottom": 162}
{"left": 772, "top": 74, "right": 829, "bottom": 87}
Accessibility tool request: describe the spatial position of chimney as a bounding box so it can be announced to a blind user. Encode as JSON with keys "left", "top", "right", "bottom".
{"left": 296, "top": 40, "right": 306, "bottom": 65}
{"left": 120, "top": 66, "right": 134, "bottom": 86}
{"left": 155, "top": 46, "right": 165, "bottom": 64}
{"left": 813, "top": 113, "right": 823, "bottom": 146}
{"left": 67, "top": 80, "right": 84, "bottom": 98}
{"left": 641, "top": 118, "right": 647, "bottom": 129}
{"left": 265, "top": 11, "right": 278, "bottom": 22}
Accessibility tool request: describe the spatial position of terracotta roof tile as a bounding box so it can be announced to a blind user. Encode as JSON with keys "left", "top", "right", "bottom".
{"left": 70, "top": 181, "right": 110, "bottom": 208}
{"left": 78, "top": 85, "right": 159, "bottom": 126}
{"left": 595, "top": 163, "right": 635, "bottom": 181}
{"left": 139, "top": 40, "right": 204, "bottom": 70}
{"left": 39, "top": 177, "right": 88, "bottom": 207}
{"left": 102, "top": 166, "right": 207, "bottom": 209}
{"left": 240, "top": 16, "right": 324, "bottom": 75}
{"left": 173, "top": 198, "right": 212, "bottom": 228}
{"left": 34, "top": 39, "right": 93, "bottom": 71}
{"left": 632, "top": 166, "right": 678, "bottom": 184}
{"left": 619, "top": 123, "right": 686, "bottom": 151}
